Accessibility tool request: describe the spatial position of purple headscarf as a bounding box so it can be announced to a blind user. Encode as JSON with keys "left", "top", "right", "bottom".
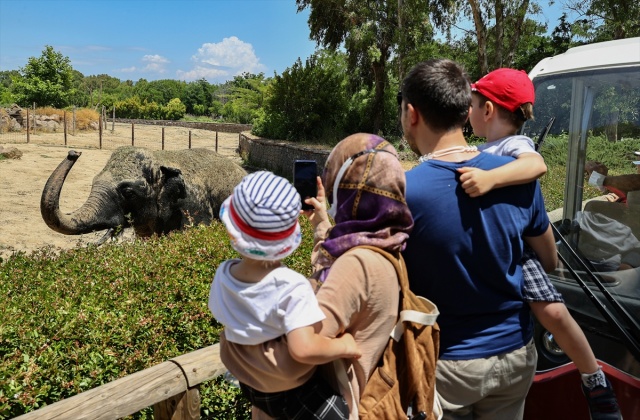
{"left": 313, "top": 133, "right": 414, "bottom": 272}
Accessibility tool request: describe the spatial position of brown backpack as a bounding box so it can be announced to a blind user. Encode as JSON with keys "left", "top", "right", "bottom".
{"left": 354, "top": 246, "right": 440, "bottom": 420}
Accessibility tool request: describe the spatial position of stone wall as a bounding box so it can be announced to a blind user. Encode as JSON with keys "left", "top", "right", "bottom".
{"left": 109, "top": 118, "right": 251, "bottom": 133}
{"left": 239, "top": 132, "right": 330, "bottom": 179}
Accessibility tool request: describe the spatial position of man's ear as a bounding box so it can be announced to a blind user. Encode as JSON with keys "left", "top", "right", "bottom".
{"left": 407, "top": 103, "right": 419, "bottom": 125}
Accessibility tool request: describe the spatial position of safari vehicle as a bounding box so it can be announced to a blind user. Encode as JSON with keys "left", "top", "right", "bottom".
{"left": 520, "top": 37, "right": 640, "bottom": 419}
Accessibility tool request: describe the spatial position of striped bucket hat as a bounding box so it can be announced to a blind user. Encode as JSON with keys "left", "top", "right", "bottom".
{"left": 220, "top": 171, "right": 302, "bottom": 261}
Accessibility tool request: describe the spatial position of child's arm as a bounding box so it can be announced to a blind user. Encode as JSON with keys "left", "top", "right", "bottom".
{"left": 286, "top": 323, "right": 361, "bottom": 365}
{"left": 458, "top": 152, "right": 547, "bottom": 197}
{"left": 524, "top": 224, "right": 558, "bottom": 273}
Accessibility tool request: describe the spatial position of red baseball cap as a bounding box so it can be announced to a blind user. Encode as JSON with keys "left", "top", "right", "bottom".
{"left": 471, "top": 68, "right": 535, "bottom": 113}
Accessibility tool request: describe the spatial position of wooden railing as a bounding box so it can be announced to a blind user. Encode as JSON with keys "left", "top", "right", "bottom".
{"left": 14, "top": 344, "right": 227, "bottom": 420}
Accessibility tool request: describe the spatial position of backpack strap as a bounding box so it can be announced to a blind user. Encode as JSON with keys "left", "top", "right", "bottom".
{"left": 351, "top": 245, "right": 439, "bottom": 341}
{"left": 391, "top": 297, "right": 439, "bottom": 341}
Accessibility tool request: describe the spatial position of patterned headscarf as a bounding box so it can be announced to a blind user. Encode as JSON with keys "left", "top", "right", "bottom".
{"left": 314, "top": 133, "right": 414, "bottom": 272}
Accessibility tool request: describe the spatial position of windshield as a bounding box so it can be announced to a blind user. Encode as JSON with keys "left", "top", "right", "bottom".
{"left": 522, "top": 65, "right": 640, "bottom": 376}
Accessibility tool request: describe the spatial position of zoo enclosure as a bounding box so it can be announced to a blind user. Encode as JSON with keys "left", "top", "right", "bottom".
{"left": 0, "top": 107, "right": 250, "bottom": 153}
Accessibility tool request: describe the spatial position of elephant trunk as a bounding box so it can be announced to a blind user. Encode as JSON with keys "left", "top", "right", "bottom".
{"left": 40, "top": 150, "right": 125, "bottom": 235}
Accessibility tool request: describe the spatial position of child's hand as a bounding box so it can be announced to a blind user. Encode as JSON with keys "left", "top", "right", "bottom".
{"left": 458, "top": 167, "right": 495, "bottom": 197}
{"left": 338, "top": 332, "right": 362, "bottom": 359}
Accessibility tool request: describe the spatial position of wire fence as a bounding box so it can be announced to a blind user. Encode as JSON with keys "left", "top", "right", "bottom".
{"left": 0, "top": 120, "right": 242, "bottom": 156}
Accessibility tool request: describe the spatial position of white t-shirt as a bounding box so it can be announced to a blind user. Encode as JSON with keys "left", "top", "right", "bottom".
{"left": 478, "top": 134, "right": 537, "bottom": 158}
{"left": 208, "top": 259, "right": 326, "bottom": 345}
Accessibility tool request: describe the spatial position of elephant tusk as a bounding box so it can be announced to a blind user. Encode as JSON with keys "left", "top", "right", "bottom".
{"left": 94, "top": 228, "right": 116, "bottom": 246}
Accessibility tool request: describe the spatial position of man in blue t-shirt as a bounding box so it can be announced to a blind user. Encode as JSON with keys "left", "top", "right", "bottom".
{"left": 399, "top": 59, "right": 558, "bottom": 420}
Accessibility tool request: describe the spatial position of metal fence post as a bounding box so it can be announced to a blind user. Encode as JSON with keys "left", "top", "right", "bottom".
{"left": 26, "top": 108, "right": 30, "bottom": 143}
{"left": 162, "top": 127, "right": 165, "bottom": 150}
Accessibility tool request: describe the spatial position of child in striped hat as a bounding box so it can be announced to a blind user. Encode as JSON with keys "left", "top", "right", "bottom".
{"left": 208, "top": 170, "right": 360, "bottom": 419}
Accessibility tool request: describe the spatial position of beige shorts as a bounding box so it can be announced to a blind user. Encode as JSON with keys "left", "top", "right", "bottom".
{"left": 436, "top": 339, "right": 537, "bottom": 420}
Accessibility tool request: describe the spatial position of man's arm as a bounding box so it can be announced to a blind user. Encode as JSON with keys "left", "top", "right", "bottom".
{"left": 524, "top": 224, "right": 558, "bottom": 273}
{"left": 459, "top": 153, "right": 547, "bottom": 197}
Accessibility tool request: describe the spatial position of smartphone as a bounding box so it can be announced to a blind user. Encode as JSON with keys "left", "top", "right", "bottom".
{"left": 293, "top": 160, "right": 317, "bottom": 210}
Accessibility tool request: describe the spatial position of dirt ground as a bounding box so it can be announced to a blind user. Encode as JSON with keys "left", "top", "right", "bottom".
{"left": 0, "top": 124, "right": 418, "bottom": 261}
{"left": 0, "top": 124, "right": 243, "bottom": 261}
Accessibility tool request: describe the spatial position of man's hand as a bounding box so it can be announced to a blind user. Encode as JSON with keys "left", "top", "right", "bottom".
{"left": 458, "top": 167, "right": 495, "bottom": 197}
{"left": 585, "top": 161, "right": 609, "bottom": 176}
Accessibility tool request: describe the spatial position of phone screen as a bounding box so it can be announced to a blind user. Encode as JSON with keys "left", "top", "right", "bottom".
{"left": 293, "top": 160, "right": 317, "bottom": 210}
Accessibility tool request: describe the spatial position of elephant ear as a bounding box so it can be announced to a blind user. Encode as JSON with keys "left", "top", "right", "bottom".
{"left": 157, "top": 166, "right": 187, "bottom": 234}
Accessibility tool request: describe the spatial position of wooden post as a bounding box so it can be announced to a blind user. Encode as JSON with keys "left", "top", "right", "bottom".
{"left": 32, "top": 103, "right": 36, "bottom": 135}
{"left": 153, "top": 387, "right": 200, "bottom": 420}
{"left": 215, "top": 131, "right": 218, "bottom": 153}
{"left": 63, "top": 111, "right": 67, "bottom": 146}
{"left": 26, "top": 108, "right": 30, "bottom": 143}
{"left": 112, "top": 106, "right": 115, "bottom": 132}
{"left": 73, "top": 106, "right": 76, "bottom": 135}
{"left": 99, "top": 114, "right": 103, "bottom": 149}
{"left": 189, "top": 130, "right": 192, "bottom": 149}
{"left": 132, "top": 123, "right": 135, "bottom": 146}
{"left": 162, "top": 127, "right": 165, "bottom": 150}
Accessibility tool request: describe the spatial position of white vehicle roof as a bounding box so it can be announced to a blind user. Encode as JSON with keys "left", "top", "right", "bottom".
{"left": 529, "top": 37, "right": 640, "bottom": 79}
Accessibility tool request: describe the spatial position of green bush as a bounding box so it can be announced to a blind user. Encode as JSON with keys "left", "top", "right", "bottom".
{"left": 113, "top": 97, "right": 186, "bottom": 120}
{"left": 0, "top": 218, "right": 317, "bottom": 418}
{"left": 164, "top": 98, "right": 186, "bottom": 120}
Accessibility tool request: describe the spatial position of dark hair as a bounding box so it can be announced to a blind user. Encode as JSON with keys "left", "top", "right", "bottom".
{"left": 401, "top": 59, "right": 471, "bottom": 131}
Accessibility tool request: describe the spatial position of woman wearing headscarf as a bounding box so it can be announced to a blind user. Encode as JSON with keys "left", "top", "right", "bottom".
{"left": 219, "top": 133, "right": 414, "bottom": 419}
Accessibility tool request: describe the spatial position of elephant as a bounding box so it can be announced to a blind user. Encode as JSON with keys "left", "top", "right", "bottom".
{"left": 41, "top": 146, "right": 247, "bottom": 242}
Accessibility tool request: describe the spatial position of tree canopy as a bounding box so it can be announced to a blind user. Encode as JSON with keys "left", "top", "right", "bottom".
{"left": 1, "top": 2, "right": 636, "bottom": 142}
{"left": 12, "top": 45, "right": 76, "bottom": 108}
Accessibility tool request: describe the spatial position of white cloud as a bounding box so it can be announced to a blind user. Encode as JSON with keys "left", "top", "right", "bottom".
{"left": 119, "top": 66, "right": 137, "bottom": 73}
{"left": 177, "top": 36, "right": 266, "bottom": 82}
{"left": 141, "top": 54, "right": 169, "bottom": 73}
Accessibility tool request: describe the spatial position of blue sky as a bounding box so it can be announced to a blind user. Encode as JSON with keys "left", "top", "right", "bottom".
{"left": 0, "top": 0, "right": 318, "bottom": 83}
{"left": 0, "top": 0, "right": 571, "bottom": 84}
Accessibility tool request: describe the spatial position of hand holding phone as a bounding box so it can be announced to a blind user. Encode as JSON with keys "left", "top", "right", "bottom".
{"left": 293, "top": 160, "right": 317, "bottom": 210}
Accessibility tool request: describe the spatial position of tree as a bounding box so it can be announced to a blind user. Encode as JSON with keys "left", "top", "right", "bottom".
{"left": 565, "top": 0, "right": 640, "bottom": 41}
{"left": 12, "top": 45, "right": 76, "bottom": 108}
{"left": 0, "top": 70, "right": 19, "bottom": 105}
{"left": 133, "top": 79, "right": 185, "bottom": 105}
{"left": 182, "top": 78, "right": 214, "bottom": 115}
{"left": 446, "top": 0, "right": 542, "bottom": 74}
{"left": 296, "top": 0, "right": 434, "bottom": 134}
{"left": 254, "top": 52, "right": 349, "bottom": 142}
{"left": 221, "top": 73, "right": 270, "bottom": 124}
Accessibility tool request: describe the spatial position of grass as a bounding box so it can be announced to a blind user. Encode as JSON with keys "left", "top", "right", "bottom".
{"left": 1, "top": 133, "right": 638, "bottom": 418}
{"left": 0, "top": 219, "right": 319, "bottom": 419}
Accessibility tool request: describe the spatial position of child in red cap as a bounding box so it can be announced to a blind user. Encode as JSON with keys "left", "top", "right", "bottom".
{"left": 461, "top": 68, "right": 621, "bottom": 420}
